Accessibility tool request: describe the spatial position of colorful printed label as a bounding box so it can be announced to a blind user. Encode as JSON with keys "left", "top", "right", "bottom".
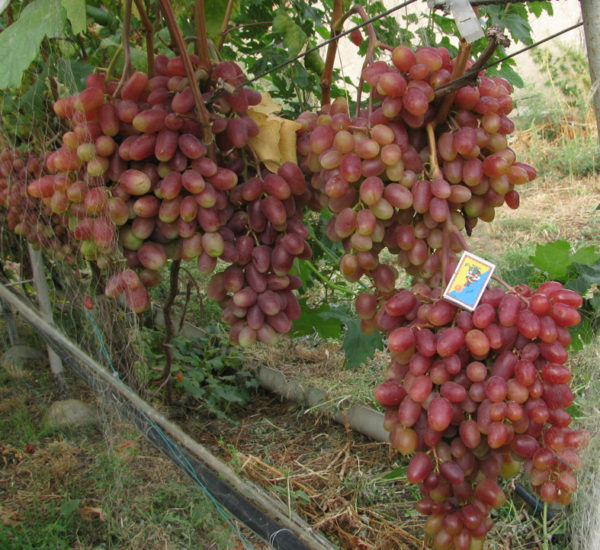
{"left": 443, "top": 251, "right": 496, "bottom": 311}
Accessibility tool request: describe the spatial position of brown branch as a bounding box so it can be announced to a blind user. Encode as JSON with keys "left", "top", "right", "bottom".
{"left": 426, "top": 122, "right": 441, "bottom": 179}
{"left": 115, "top": 0, "right": 134, "bottom": 97}
{"left": 195, "top": 0, "right": 211, "bottom": 70}
{"left": 492, "top": 275, "right": 529, "bottom": 304}
{"left": 321, "top": 0, "right": 344, "bottom": 107}
{"left": 434, "top": 38, "right": 471, "bottom": 127}
{"left": 160, "top": 0, "right": 213, "bottom": 146}
{"left": 434, "top": 26, "right": 510, "bottom": 101}
{"left": 160, "top": 259, "right": 181, "bottom": 404}
{"left": 217, "top": 0, "right": 236, "bottom": 51}
{"left": 134, "top": 0, "right": 155, "bottom": 77}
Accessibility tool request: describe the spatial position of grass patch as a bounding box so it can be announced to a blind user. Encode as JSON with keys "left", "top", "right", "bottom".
{"left": 0, "top": 324, "right": 264, "bottom": 550}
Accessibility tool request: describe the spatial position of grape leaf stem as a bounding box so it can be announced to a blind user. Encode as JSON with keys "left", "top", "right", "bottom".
{"left": 114, "top": 0, "right": 133, "bottom": 98}
{"left": 433, "top": 38, "right": 471, "bottom": 128}
{"left": 133, "top": 0, "right": 155, "bottom": 78}
{"left": 434, "top": 26, "right": 509, "bottom": 101}
{"left": 160, "top": 0, "right": 214, "bottom": 150}
{"left": 321, "top": 0, "right": 343, "bottom": 107}
{"left": 304, "top": 260, "right": 359, "bottom": 297}
{"left": 195, "top": 0, "right": 212, "bottom": 70}
{"left": 217, "top": 0, "right": 236, "bottom": 51}
{"left": 426, "top": 122, "right": 442, "bottom": 180}
{"left": 159, "top": 259, "right": 181, "bottom": 404}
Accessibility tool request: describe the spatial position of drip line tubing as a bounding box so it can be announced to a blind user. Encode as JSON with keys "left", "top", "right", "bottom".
{"left": 0, "top": 282, "right": 336, "bottom": 550}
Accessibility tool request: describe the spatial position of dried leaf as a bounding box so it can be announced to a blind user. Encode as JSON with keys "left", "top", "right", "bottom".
{"left": 0, "top": 505, "right": 21, "bottom": 526}
{"left": 247, "top": 93, "right": 301, "bottom": 173}
{"left": 80, "top": 506, "right": 106, "bottom": 522}
{"left": 247, "top": 92, "right": 282, "bottom": 116}
{"left": 279, "top": 118, "right": 301, "bottom": 166}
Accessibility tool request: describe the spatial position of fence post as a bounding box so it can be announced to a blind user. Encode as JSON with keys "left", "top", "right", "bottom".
{"left": 581, "top": 0, "right": 600, "bottom": 142}
{"left": 27, "top": 245, "right": 65, "bottom": 389}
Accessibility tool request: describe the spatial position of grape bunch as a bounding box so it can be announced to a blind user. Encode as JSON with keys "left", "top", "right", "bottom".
{"left": 296, "top": 40, "right": 588, "bottom": 548}
{"left": 0, "top": 149, "right": 77, "bottom": 262}
{"left": 373, "top": 281, "right": 588, "bottom": 549}
{"left": 296, "top": 45, "right": 535, "bottom": 296}
{"left": 23, "top": 53, "right": 312, "bottom": 342}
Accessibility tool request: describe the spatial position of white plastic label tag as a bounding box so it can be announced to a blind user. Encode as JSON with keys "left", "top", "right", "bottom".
{"left": 443, "top": 251, "right": 496, "bottom": 311}
{"left": 428, "top": 0, "right": 485, "bottom": 44}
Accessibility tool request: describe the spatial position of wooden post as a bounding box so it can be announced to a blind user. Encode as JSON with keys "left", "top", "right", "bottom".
{"left": 27, "top": 245, "right": 65, "bottom": 390}
{"left": 581, "top": 0, "right": 600, "bottom": 142}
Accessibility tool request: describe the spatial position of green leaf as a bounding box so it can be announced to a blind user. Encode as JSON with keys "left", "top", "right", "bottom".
{"left": 530, "top": 241, "right": 571, "bottom": 280}
{"left": 304, "top": 49, "right": 324, "bottom": 74}
{"left": 283, "top": 24, "right": 308, "bottom": 57}
{"left": 492, "top": 61, "right": 525, "bottom": 89}
{"left": 0, "top": 0, "right": 66, "bottom": 89}
{"left": 501, "top": 13, "right": 533, "bottom": 45}
{"left": 293, "top": 300, "right": 344, "bottom": 339}
{"left": 569, "top": 263, "right": 600, "bottom": 288}
{"left": 528, "top": 2, "right": 553, "bottom": 17}
{"left": 570, "top": 246, "right": 600, "bottom": 267}
{"left": 272, "top": 12, "right": 294, "bottom": 34}
{"left": 61, "top": 0, "right": 86, "bottom": 34}
{"left": 204, "top": 0, "right": 240, "bottom": 43}
{"left": 342, "top": 319, "right": 383, "bottom": 369}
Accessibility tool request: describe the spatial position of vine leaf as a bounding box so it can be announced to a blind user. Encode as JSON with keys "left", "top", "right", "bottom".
{"left": 342, "top": 320, "right": 383, "bottom": 370}
{"left": 61, "top": 0, "right": 86, "bottom": 34}
{"left": 531, "top": 241, "right": 600, "bottom": 281}
{"left": 293, "top": 300, "right": 344, "bottom": 339}
{"left": 204, "top": 0, "right": 240, "bottom": 43}
{"left": 247, "top": 93, "right": 301, "bottom": 172}
{"left": 530, "top": 241, "right": 571, "bottom": 280}
{"left": 0, "top": 0, "right": 66, "bottom": 89}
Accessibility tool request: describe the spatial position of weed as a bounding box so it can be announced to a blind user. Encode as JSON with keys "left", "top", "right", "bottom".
{"left": 514, "top": 46, "right": 599, "bottom": 180}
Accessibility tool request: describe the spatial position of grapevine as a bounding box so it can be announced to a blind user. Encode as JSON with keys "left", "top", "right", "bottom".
{"left": 294, "top": 14, "right": 590, "bottom": 549}
{"left": 0, "top": 3, "right": 592, "bottom": 548}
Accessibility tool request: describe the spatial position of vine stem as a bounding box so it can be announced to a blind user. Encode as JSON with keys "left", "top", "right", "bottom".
{"left": 321, "top": 0, "right": 343, "bottom": 107}
{"left": 114, "top": 0, "right": 133, "bottom": 98}
{"left": 160, "top": 0, "right": 213, "bottom": 148}
{"left": 160, "top": 259, "right": 181, "bottom": 404}
{"left": 195, "top": 0, "right": 211, "bottom": 70}
{"left": 426, "top": 122, "right": 441, "bottom": 179}
{"left": 433, "top": 38, "right": 471, "bottom": 128}
{"left": 304, "top": 261, "right": 357, "bottom": 297}
{"left": 434, "top": 26, "right": 509, "bottom": 100}
{"left": 349, "top": 5, "right": 378, "bottom": 118}
{"left": 217, "top": 0, "right": 236, "bottom": 51}
{"left": 134, "top": 0, "right": 155, "bottom": 78}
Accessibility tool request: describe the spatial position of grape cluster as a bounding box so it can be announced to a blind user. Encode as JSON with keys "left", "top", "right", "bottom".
{"left": 0, "top": 149, "right": 77, "bottom": 262}
{"left": 296, "top": 41, "right": 588, "bottom": 548}
{"left": 23, "top": 54, "right": 311, "bottom": 342}
{"left": 373, "top": 281, "right": 588, "bottom": 548}
{"left": 296, "top": 45, "right": 535, "bottom": 293}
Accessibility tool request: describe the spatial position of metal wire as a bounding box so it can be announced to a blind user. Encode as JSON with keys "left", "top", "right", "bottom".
{"left": 434, "top": 21, "right": 584, "bottom": 93}
{"left": 243, "top": 0, "right": 419, "bottom": 86}
{"left": 431, "top": 0, "right": 553, "bottom": 6}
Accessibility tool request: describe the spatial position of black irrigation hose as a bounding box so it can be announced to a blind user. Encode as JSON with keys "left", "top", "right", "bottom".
{"left": 514, "top": 482, "right": 557, "bottom": 520}
{"left": 0, "top": 283, "right": 322, "bottom": 550}
{"left": 0, "top": 285, "right": 559, "bottom": 536}
{"left": 45, "top": 340, "right": 314, "bottom": 550}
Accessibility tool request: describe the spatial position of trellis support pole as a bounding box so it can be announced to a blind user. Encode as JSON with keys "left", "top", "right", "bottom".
{"left": 581, "top": 0, "right": 600, "bottom": 142}
{"left": 27, "top": 245, "right": 65, "bottom": 389}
